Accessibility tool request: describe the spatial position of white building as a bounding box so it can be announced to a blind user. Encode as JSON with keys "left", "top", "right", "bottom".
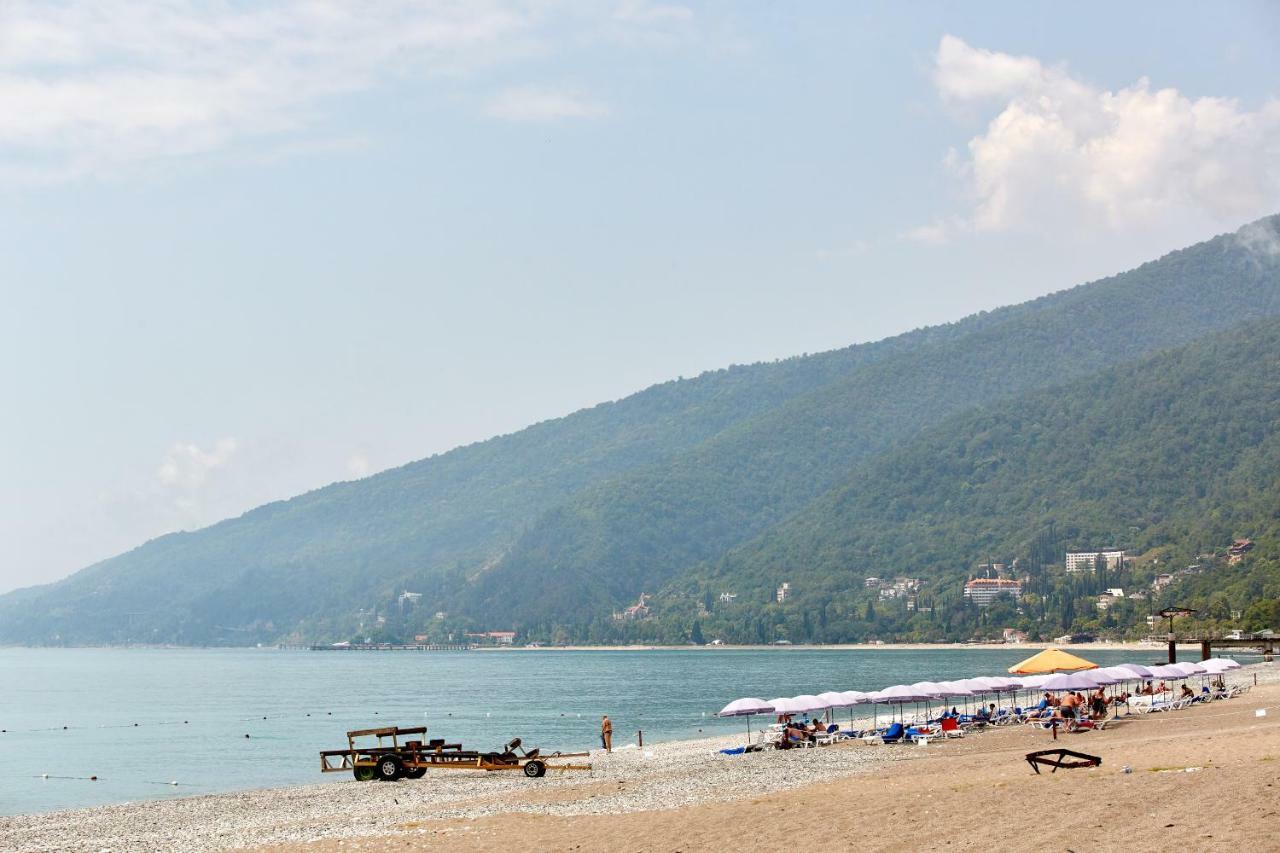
{"left": 963, "top": 578, "right": 1022, "bottom": 608}
{"left": 776, "top": 582, "right": 791, "bottom": 603}
{"left": 1065, "top": 550, "right": 1127, "bottom": 573}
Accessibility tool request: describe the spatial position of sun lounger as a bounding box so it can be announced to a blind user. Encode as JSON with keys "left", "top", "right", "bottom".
{"left": 939, "top": 717, "right": 965, "bottom": 738}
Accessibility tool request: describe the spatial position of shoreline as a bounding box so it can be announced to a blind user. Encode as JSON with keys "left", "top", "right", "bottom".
{"left": 3, "top": 664, "right": 1275, "bottom": 852}
{"left": 472, "top": 640, "right": 1223, "bottom": 652}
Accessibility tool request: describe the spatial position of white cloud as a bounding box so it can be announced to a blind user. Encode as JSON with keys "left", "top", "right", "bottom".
{"left": 0, "top": 1, "right": 694, "bottom": 182}
{"left": 485, "top": 85, "right": 607, "bottom": 122}
{"left": 902, "top": 221, "right": 950, "bottom": 245}
{"left": 157, "top": 437, "right": 238, "bottom": 489}
{"left": 346, "top": 453, "right": 372, "bottom": 478}
{"left": 929, "top": 35, "right": 1280, "bottom": 233}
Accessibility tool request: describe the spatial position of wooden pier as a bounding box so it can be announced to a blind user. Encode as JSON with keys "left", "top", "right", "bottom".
{"left": 1167, "top": 637, "right": 1276, "bottom": 664}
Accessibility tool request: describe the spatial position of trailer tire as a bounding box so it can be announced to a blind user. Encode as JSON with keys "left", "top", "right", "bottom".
{"left": 374, "top": 755, "right": 404, "bottom": 782}
{"left": 403, "top": 766, "right": 426, "bottom": 779}
{"left": 523, "top": 760, "right": 546, "bottom": 778}
{"left": 352, "top": 764, "right": 376, "bottom": 782}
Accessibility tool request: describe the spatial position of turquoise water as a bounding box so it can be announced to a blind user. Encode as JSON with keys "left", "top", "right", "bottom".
{"left": 0, "top": 646, "right": 1177, "bottom": 816}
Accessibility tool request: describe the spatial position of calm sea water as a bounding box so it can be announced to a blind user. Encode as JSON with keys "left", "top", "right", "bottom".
{"left": 0, "top": 646, "right": 1179, "bottom": 816}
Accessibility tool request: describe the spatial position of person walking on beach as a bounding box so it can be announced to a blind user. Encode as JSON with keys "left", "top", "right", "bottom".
{"left": 601, "top": 715, "right": 613, "bottom": 753}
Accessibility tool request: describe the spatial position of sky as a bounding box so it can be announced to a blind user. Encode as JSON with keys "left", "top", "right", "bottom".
{"left": 3, "top": 1, "right": 1279, "bottom": 594}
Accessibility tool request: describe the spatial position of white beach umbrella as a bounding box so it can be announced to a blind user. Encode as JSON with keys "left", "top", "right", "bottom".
{"left": 1199, "top": 658, "right": 1235, "bottom": 673}
{"left": 1098, "top": 665, "right": 1138, "bottom": 680}
{"left": 839, "top": 690, "right": 872, "bottom": 705}
{"left": 717, "top": 697, "right": 776, "bottom": 745}
{"left": 1149, "top": 664, "right": 1187, "bottom": 680}
{"left": 1021, "top": 674, "right": 1054, "bottom": 689}
{"left": 1117, "top": 663, "right": 1155, "bottom": 679}
{"left": 790, "top": 694, "right": 828, "bottom": 714}
{"left": 1040, "top": 672, "right": 1101, "bottom": 691}
{"left": 768, "top": 697, "right": 805, "bottom": 716}
{"left": 935, "top": 680, "right": 976, "bottom": 696}
{"left": 1082, "top": 669, "right": 1121, "bottom": 686}
{"left": 1171, "top": 662, "right": 1207, "bottom": 675}
{"left": 817, "top": 691, "right": 853, "bottom": 708}
{"left": 717, "top": 698, "right": 775, "bottom": 717}
{"left": 1219, "top": 658, "right": 1242, "bottom": 670}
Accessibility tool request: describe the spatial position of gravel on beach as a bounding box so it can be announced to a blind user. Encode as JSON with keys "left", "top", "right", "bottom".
{"left": 2, "top": 665, "right": 1274, "bottom": 853}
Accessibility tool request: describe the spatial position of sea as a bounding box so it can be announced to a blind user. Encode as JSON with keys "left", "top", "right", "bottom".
{"left": 0, "top": 645, "right": 1221, "bottom": 816}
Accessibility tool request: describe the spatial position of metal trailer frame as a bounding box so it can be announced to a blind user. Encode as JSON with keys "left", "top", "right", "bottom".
{"left": 320, "top": 726, "right": 592, "bottom": 781}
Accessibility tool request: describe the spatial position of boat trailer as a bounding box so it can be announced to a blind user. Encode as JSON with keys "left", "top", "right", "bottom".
{"left": 321, "top": 726, "right": 592, "bottom": 781}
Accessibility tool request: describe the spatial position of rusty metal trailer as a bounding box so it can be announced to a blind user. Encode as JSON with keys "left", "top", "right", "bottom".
{"left": 320, "top": 726, "right": 591, "bottom": 781}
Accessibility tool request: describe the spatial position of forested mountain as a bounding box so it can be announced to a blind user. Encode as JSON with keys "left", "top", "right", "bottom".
{"left": 1, "top": 216, "right": 1278, "bottom": 645}
{"left": 650, "top": 319, "right": 1280, "bottom": 644}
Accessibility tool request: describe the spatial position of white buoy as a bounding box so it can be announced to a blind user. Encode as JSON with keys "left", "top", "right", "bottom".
{"left": 170, "top": 780, "right": 179, "bottom": 786}
{"left": 41, "top": 773, "right": 49, "bottom": 779}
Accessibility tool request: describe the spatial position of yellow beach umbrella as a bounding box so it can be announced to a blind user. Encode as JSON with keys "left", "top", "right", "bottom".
{"left": 1008, "top": 647, "right": 1098, "bottom": 674}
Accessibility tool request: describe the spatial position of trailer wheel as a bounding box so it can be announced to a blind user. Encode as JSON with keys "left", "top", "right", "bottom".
{"left": 374, "top": 755, "right": 404, "bottom": 782}
{"left": 523, "top": 760, "right": 546, "bottom": 778}
{"left": 403, "top": 766, "right": 426, "bottom": 779}
{"left": 352, "top": 764, "right": 376, "bottom": 782}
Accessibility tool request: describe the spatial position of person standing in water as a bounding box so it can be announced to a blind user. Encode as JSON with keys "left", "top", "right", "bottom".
{"left": 601, "top": 715, "right": 613, "bottom": 753}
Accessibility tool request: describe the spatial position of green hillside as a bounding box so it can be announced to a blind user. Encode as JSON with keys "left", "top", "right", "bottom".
{"left": 1, "top": 216, "right": 1278, "bottom": 645}
{"left": 649, "top": 319, "right": 1280, "bottom": 645}
{"left": 456, "top": 220, "right": 1280, "bottom": 631}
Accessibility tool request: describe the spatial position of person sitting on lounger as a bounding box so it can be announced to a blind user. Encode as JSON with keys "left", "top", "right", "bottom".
{"left": 1139, "top": 683, "right": 1154, "bottom": 695}
{"left": 1180, "top": 685, "right": 1195, "bottom": 700}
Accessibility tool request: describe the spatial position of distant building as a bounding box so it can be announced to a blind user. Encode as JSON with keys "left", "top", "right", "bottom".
{"left": 1151, "top": 573, "right": 1174, "bottom": 590}
{"left": 398, "top": 590, "right": 423, "bottom": 605}
{"left": 963, "top": 578, "right": 1023, "bottom": 608}
{"left": 776, "top": 582, "right": 792, "bottom": 603}
{"left": 463, "top": 630, "right": 517, "bottom": 645}
{"left": 1228, "top": 539, "right": 1254, "bottom": 564}
{"left": 718, "top": 592, "right": 738, "bottom": 603}
{"left": 1002, "top": 628, "right": 1028, "bottom": 644}
{"left": 1065, "top": 550, "right": 1126, "bottom": 573}
{"left": 1106, "top": 588, "right": 1125, "bottom": 598}
{"left": 1095, "top": 593, "right": 1116, "bottom": 611}
{"left": 864, "top": 577, "right": 881, "bottom": 588}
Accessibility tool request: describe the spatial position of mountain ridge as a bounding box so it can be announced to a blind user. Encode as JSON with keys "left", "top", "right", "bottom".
{"left": 2, "top": 216, "right": 1278, "bottom": 645}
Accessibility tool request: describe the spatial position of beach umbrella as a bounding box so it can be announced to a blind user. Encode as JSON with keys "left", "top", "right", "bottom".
{"left": 1199, "top": 658, "right": 1235, "bottom": 673}
{"left": 935, "top": 680, "right": 976, "bottom": 696}
{"left": 870, "top": 685, "right": 929, "bottom": 723}
{"left": 1008, "top": 647, "right": 1099, "bottom": 674}
{"left": 1040, "top": 672, "right": 1102, "bottom": 692}
{"left": 836, "top": 690, "right": 872, "bottom": 728}
{"left": 1171, "top": 662, "right": 1207, "bottom": 675}
{"left": 717, "top": 697, "right": 775, "bottom": 745}
{"left": 768, "top": 697, "right": 805, "bottom": 717}
{"left": 790, "top": 694, "right": 828, "bottom": 715}
{"left": 1021, "top": 674, "right": 1054, "bottom": 689}
{"left": 1117, "top": 663, "right": 1155, "bottom": 679}
{"left": 817, "top": 691, "right": 854, "bottom": 708}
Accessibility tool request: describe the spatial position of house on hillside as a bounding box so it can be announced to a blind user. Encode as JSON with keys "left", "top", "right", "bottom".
{"left": 1228, "top": 539, "right": 1254, "bottom": 564}
{"left": 776, "top": 582, "right": 792, "bottom": 603}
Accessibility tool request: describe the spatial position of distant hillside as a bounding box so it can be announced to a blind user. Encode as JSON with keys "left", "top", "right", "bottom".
{"left": 455, "top": 218, "right": 1280, "bottom": 631}
{"left": 1, "top": 216, "right": 1278, "bottom": 645}
{"left": 654, "top": 319, "right": 1280, "bottom": 644}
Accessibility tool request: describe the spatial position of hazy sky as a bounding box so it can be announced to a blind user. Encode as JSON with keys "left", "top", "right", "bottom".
{"left": 3, "top": 1, "right": 1279, "bottom": 594}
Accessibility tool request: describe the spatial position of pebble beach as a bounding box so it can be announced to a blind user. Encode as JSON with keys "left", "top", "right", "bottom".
{"left": 2, "top": 665, "right": 1276, "bottom": 852}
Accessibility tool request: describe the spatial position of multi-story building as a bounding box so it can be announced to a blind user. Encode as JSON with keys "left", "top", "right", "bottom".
{"left": 776, "top": 582, "right": 792, "bottom": 603}
{"left": 1065, "top": 550, "right": 1127, "bottom": 573}
{"left": 963, "top": 578, "right": 1023, "bottom": 607}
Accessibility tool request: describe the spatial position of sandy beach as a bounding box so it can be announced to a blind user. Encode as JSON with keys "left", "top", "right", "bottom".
{"left": 2, "top": 666, "right": 1276, "bottom": 853}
